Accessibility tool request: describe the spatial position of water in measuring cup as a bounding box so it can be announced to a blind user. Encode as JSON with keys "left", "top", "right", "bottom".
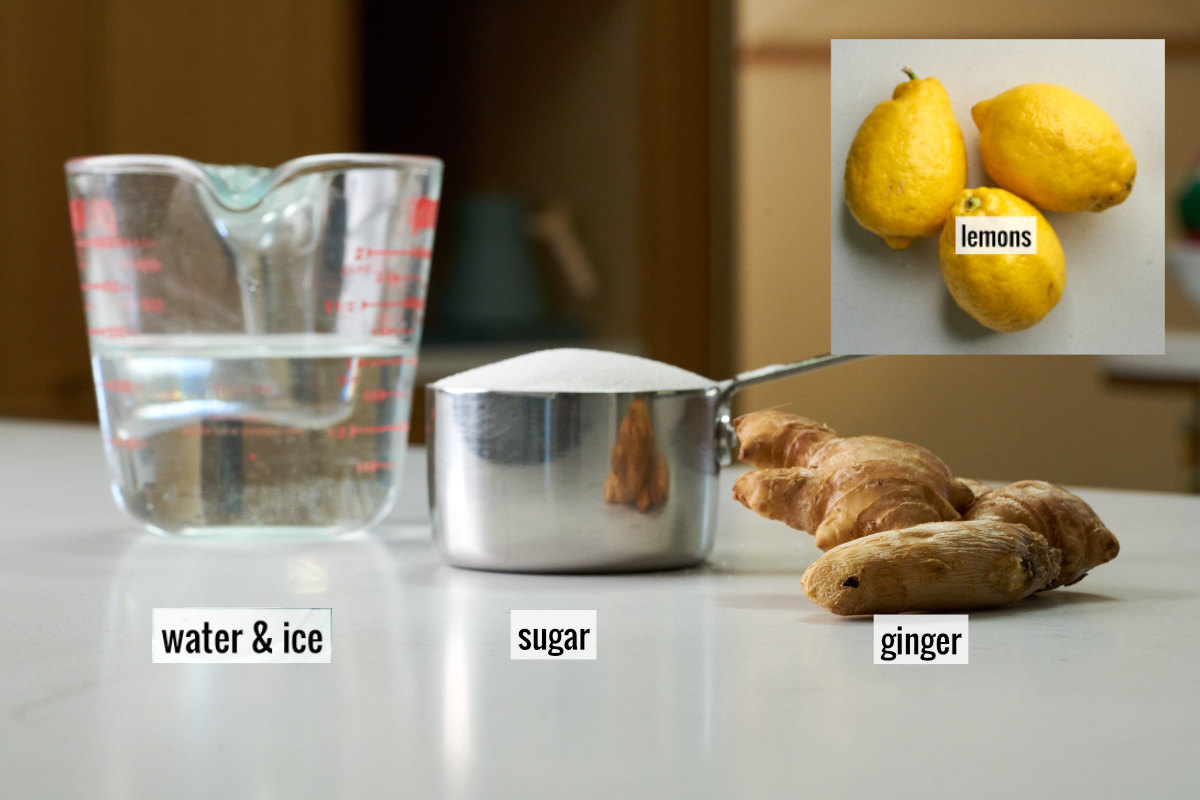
{"left": 91, "top": 334, "right": 417, "bottom": 536}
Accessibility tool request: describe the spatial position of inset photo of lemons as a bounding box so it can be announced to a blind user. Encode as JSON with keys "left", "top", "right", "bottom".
{"left": 830, "top": 39, "right": 1164, "bottom": 355}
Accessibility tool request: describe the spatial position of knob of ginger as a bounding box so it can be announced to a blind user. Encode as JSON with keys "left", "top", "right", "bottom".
{"left": 965, "top": 480, "right": 1119, "bottom": 588}
{"left": 731, "top": 411, "right": 1120, "bottom": 615}
{"left": 732, "top": 411, "right": 974, "bottom": 550}
{"left": 733, "top": 410, "right": 838, "bottom": 469}
{"left": 801, "top": 519, "right": 1062, "bottom": 615}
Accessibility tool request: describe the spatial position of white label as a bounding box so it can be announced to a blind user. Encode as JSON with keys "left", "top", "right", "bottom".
{"left": 955, "top": 216, "right": 1037, "bottom": 254}
{"left": 874, "top": 615, "right": 968, "bottom": 664}
{"left": 510, "top": 610, "right": 597, "bottom": 660}
{"left": 152, "top": 608, "right": 332, "bottom": 664}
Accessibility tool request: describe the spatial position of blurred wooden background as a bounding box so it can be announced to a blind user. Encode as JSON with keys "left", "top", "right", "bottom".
{"left": 3, "top": 0, "right": 1199, "bottom": 491}
{"left": 0, "top": 0, "right": 723, "bottom": 433}
{"left": 0, "top": 0, "right": 358, "bottom": 421}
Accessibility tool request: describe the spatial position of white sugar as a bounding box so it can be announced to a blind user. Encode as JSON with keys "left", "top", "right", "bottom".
{"left": 431, "top": 348, "right": 715, "bottom": 393}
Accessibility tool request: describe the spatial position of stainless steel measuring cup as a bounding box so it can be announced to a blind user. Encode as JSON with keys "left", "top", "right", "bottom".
{"left": 66, "top": 153, "right": 442, "bottom": 537}
{"left": 426, "top": 354, "right": 861, "bottom": 572}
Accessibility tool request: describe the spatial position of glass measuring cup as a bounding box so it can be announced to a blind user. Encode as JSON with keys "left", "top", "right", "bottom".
{"left": 66, "top": 153, "right": 442, "bottom": 537}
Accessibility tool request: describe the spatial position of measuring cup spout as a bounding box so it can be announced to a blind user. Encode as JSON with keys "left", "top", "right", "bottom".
{"left": 713, "top": 353, "right": 866, "bottom": 467}
{"left": 66, "top": 155, "right": 277, "bottom": 212}
{"left": 67, "top": 153, "right": 444, "bottom": 211}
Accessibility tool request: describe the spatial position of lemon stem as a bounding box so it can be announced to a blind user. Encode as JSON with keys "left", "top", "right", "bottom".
{"left": 902, "top": 67, "right": 918, "bottom": 81}
{"left": 965, "top": 196, "right": 982, "bottom": 212}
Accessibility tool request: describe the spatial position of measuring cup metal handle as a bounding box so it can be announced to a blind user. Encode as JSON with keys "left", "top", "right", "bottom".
{"left": 713, "top": 353, "right": 867, "bottom": 467}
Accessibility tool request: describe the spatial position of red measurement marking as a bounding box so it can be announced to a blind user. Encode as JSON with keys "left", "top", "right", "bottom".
{"left": 251, "top": 384, "right": 275, "bottom": 396}
{"left": 87, "top": 326, "right": 133, "bottom": 339}
{"left": 80, "top": 280, "right": 130, "bottom": 293}
{"left": 98, "top": 379, "right": 140, "bottom": 394}
{"left": 353, "top": 246, "right": 432, "bottom": 260}
{"left": 355, "top": 460, "right": 395, "bottom": 474}
{"left": 74, "top": 236, "right": 156, "bottom": 250}
{"left": 342, "top": 264, "right": 372, "bottom": 276}
{"left": 248, "top": 453, "right": 258, "bottom": 462}
{"left": 68, "top": 199, "right": 88, "bottom": 234}
{"left": 139, "top": 297, "right": 165, "bottom": 313}
{"left": 107, "top": 436, "right": 148, "bottom": 450}
{"left": 409, "top": 196, "right": 439, "bottom": 236}
{"left": 350, "top": 423, "right": 409, "bottom": 436}
{"left": 327, "top": 422, "right": 409, "bottom": 439}
{"left": 85, "top": 256, "right": 160, "bottom": 272}
{"left": 362, "top": 389, "right": 408, "bottom": 402}
{"left": 359, "top": 356, "right": 419, "bottom": 367}
{"left": 360, "top": 298, "right": 424, "bottom": 310}
{"left": 69, "top": 198, "right": 117, "bottom": 236}
{"left": 376, "top": 271, "right": 423, "bottom": 285}
{"left": 370, "top": 326, "right": 413, "bottom": 336}
{"left": 324, "top": 300, "right": 356, "bottom": 315}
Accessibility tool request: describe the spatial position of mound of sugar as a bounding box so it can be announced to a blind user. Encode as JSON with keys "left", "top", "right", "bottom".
{"left": 431, "top": 348, "right": 715, "bottom": 393}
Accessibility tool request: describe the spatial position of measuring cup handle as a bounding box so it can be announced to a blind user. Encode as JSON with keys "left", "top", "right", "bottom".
{"left": 714, "top": 353, "right": 867, "bottom": 467}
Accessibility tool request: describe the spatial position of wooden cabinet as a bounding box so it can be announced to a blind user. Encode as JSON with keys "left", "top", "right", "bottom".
{"left": 0, "top": 1, "right": 732, "bottom": 425}
{"left": 362, "top": 2, "right": 732, "bottom": 441}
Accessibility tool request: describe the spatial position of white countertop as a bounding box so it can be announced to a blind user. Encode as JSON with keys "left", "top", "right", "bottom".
{"left": 1, "top": 419, "right": 1198, "bottom": 798}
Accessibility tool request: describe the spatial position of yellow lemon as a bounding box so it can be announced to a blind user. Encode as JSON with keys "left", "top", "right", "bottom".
{"left": 939, "top": 188, "right": 1065, "bottom": 332}
{"left": 845, "top": 68, "right": 967, "bottom": 249}
{"left": 972, "top": 83, "right": 1136, "bottom": 212}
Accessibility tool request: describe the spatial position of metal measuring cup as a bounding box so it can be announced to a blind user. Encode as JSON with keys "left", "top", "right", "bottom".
{"left": 426, "top": 353, "right": 862, "bottom": 573}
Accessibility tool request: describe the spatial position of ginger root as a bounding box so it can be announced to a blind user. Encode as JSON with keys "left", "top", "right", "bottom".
{"left": 604, "top": 398, "right": 669, "bottom": 512}
{"left": 732, "top": 413, "right": 974, "bottom": 550}
{"left": 965, "top": 480, "right": 1119, "bottom": 588}
{"left": 800, "top": 519, "right": 1062, "bottom": 615}
{"left": 733, "top": 410, "right": 837, "bottom": 469}
{"left": 731, "top": 410, "right": 1120, "bottom": 614}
